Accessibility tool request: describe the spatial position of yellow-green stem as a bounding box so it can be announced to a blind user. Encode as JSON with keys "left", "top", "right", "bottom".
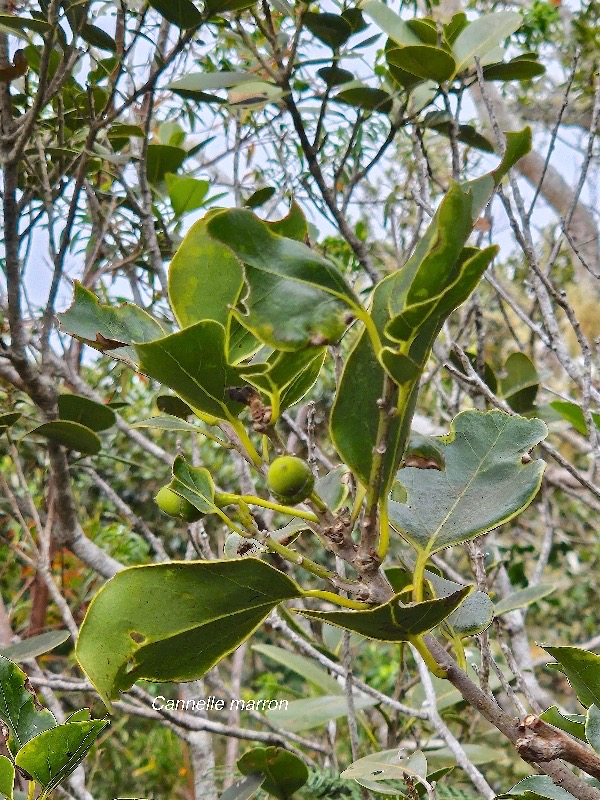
{"left": 377, "top": 494, "right": 390, "bottom": 560}
{"left": 409, "top": 635, "right": 447, "bottom": 679}
{"left": 412, "top": 550, "right": 429, "bottom": 603}
{"left": 309, "top": 491, "right": 327, "bottom": 513}
{"left": 237, "top": 494, "right": 319, "bottom": 522}
{"left": 351, "top": 482, "right": 367, "bottom": 524}
{"left": 263, "top": 536, "right": 334, "bottom": 581}
{"left": 228, "top": 418, "right": 262, "bottom": 467}
{"left": 28, "top": 782, "right": 36, "bottom": 800}
{"left": 452, "top": 632, "right": 467, "bottom": 671}
{"left": 304, "top": 590, "right": 371, "bottom": 610}
{"left": 212, "top": 506, "right": 248, "bottom": 537}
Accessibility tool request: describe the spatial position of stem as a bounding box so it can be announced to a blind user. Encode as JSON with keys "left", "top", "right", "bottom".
{"left": 350, "top": 482, "right": 367, "bottom": 524}
{"left": 236, "top": 495, "right": 319, "bottom": 523}
{"left": 262, "top": 536, "right": 335, "bottom": 582}
{"left": 304, "top": 590, "right": 371, "bottom": 610}
{"left": 377, "top": 493, "right": 390, "bottom": 561}
{"left": 28, "top": 782, "right": 36, "bottom": 800}
{"left": 409, "top": 635, "right": 447, "bottom": 679}
{"left": 228, "top": 418, "right": 262, "bottom": 467}
{"left": 309, "top": 491, "right": 327, "bottom": 513}
{"left": 412, "top": 550, "right": 429, "bottom": 603}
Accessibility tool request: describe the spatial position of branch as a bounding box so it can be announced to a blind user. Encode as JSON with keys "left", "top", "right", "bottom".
{"left": 517, "top": 716, "right": 600, "bottom": 780}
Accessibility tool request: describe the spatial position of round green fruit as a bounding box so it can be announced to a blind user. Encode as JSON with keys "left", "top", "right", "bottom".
{"left": 267, "top": 456, "right": 315, "bottom": 505}
{"left": 155, "top": 486, "right": 203, "bottom": 522}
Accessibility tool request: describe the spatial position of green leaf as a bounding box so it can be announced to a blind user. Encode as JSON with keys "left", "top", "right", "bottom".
{"left": 304, "top": 12, "right": 352, "bottom": 49}
{"left": 443, "top": 13, "right": 468, "bottom": 45}
{"left": 0, "top": 14, "right": 51, "bottom": 33}
{"left": 550, "top": 401, "right": 600, "bottom": 436}
{"left": 421, "top": 112, "right": 495, "bottom": 153}
{"left": 361, "top": 1, "right": 422, "bottom": 47}
{"left": 452, "top": 12, "right": 523, "bottom": 75}
{"left": 58, "top": 394, "right": 116, "bottom": 432}
{"left": 494, "top": 584, "right": 555, "bottom": 616}
{"left": 295, "top": 587, "right": 471, "bottom": 641}
{"left": 166, "top": 175, "right": 210, "bottom": 216}
{"left": 500, "top": 352, "right": 539, "bottom": 413}
{"left": 241, "top": 348, "right": 326, "bottom": 420}
{"left": 146, "top": 144, "right": 187, "bottom": 184}
{"left": 318, "top": 66, "right": 354, "bottom": 87}
{"left": 0, "top": 755, "right": 14, "bottom": 800}
{"left": 501, "top": 775, "right": 577, "bottom": 800}
{"left": 148, "top": 0, "right": 202, "bottom": 27}
{"left": 0, "top": 631, "right": 70, "bottom": 662}
{"left": 168, "top": 218, "right": 243, "bottom": 332}
{"left": 220, "top": 773, "right": 264, "bottom": 800}
{"left": 543, "top": 647, "right": 600, "bottom": 708}
{"left": 539, "top": 706, "right": 586, "bottom": 740}
{"left": 586, "top": 705, "right": 600, "bottom": 753}
{"left": 342, "top": 749, "right": 428, "bottom": 788}
{"left": 0, "top": 412, "right": 21, "bottom": 435}
{"left": 425, "top": 743, "right": 500, "bottom": 770}
{"left": 389, "top": 411, "right": 547, "bottom": 559}
{"left": 76, "top": 559, "right": 303, "bottom": 708}
{"left": 315, "top": 466, "right": 349, "bottom": 513}
{"left": 26, "top": 421, "right": 102, "bottom": 456}
{"left": 0, "top": 655, "right": 56, "bottom": 756}
{"left": 134, "top": 321, "right": 248, "bottom": 420}
{"left": 237, "top": 747, "right": 308, "bottom": 799}
{"left": 171, "top": 455, "right": 216, "bottom": 514}
{"left": 206, "top": 209, "right": 359, "bottom": 351}
{"left": 336, "top": 87, "right": 393, "bottom": 114}
{"left": 58, "top": 282, "right": 164, "bottom": 366}
{"left": 266, "top": 200, "right": 308, "bottom": 241}
{"left": 133, "top": 415, "right": 201, "bottom": 433}
{"left": 252, "top": 644, "right": 343, "bottom": 696}
{"left": 156, "top": 394, "right": 194, "bottom": 419}
{"left": 80, "top": 23, "right": 116, "bottom": 52}
{"left": 204, "top": 0, "right": 256, "bottom": 14}
{"left": 265, "top": 694, "right": 376, "bottom": 732}
{"left": 168, "top": 71, "right": 257, "bottom": 98}
{"left": 244, "top": 186, "right": 276, "bottom": 209}
{"left": 429, "top": 573, "right": 493, "bottom": 637}
{"left": 15, "top": 720, "right": 108, "bottom": 797}
{"left": 483, "top": 58, "right": 545, "bottom": 81}
{"left": 386, "top": 45, "right": 456, "bottom": 82}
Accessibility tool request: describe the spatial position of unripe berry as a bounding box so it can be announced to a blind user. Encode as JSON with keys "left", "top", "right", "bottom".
{"left": 267, "top": 456, "right": 315, "bottom": 505}
{"left": 155, "top": 485, "right": 203, "bottom": 522}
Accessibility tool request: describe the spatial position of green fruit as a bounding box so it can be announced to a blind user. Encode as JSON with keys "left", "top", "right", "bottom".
{"left": 267, "top": 456, "right": 315, "bottom": 505}
{"left": 155, "top": 485, "right": 203, "bottom": 522}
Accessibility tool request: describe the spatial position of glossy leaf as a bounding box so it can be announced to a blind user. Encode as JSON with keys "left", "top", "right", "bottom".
{"left": 80, "top": 23, "right": 116, "bottom": 51}
{"left": 295, "top": 587, "right": 471, "bottom": 641}
{"left": 386, "top": 45, "right": 456, "bottom": 82}
{"left": 0, "top": 412, "right": 21, "bottom": 435}
{"left": 156, "top": 394, "right": 194, "bottom": 419}
{"left": 342, "top": 749, "right": 428, "bottom": 788}
{"left": 425, "top": 743, "right": 500, "bottom": 770}
{"left": 501, "top": 775, "right": 577, "bottom": 800}
{"left": 483, "top": 58, "right": 545, "bottom": 81}
{"left": 237, "top": 747, "right": 308, "bottom": 799}
{"left": 146, "top": 144, "right": 187, "bottom": 184}
{"left": 58, "top": 282, "right": 164, "bottom": 366}
{"left": 494, "top": 584, "right": 555, "bottom": 617}
{"left": 166, "top": 175, "right": 210, "bottom": 216}
{"left": 500, "top": 352, "right": 539, "bottom": 412}
{"left": 220, "top": 773, "right": 264, "bottom": 800}
{"left": 444, "top": 13, "right": 468, "bottom": 45}
{"left": 58, "top": 394, "right": 116, "bottom": 432}
{"left": 0, "top": 631, "right": 70, "bottom": 662}
{"left": 0, "top": 756, "right": 14, "bottom": 800}
{"left": 148, "top": 0, "right": 202, "bottom": 28}
{"left": 204, "top": 0, "right": 257, "bottom": 14}
{"left": 431, "top": 574, "right": 492, "bottom": 637}
{"left": 586, "top": 705, "right": 600, "bottom": 753}
{"left": 171, "top": 455, "right": 216, "bottom": 514}
{"left": 135, "top": 322, "right": 248, "bottom": 420}
{"left": 26, "top": 421, "right": 102, "bottom": 455}
{"left": 207, "top": 209, "right": 359, "bottom": 351}
{"left": 241, "top": 348, "right": 326, "bottom": 420}
{"left": 0, "top": 14, "right": 51, "bottom": 34}
{"left": 336, "top": 87, "right": 393, "bottom": 114}
{"left": 76, "top": 559, "right": 302, "bottom": 708}
{"left": 390, "top": 411, "right": 546, "bottom": 559}
{"left": 0, "top": 655, "right": 56, "bottom": 756}
{"left": 550, "top": 401, "right": 600, "bottom": 436}
{"left": 252, "top": 644, "right": 343, "bottom": 696}
{"left": 362, "top": 1, "right": 421, "bottom": 47}
{"left": 266, "top": 694, "right": 376, "bottom": 732}
{"left": 133, "top": 415, "right": 201, "bottom": 433}
{"left": 266, "top": 200, "right": 308, "bottom": 241}
{"left": 315, "top": 466, "right": 349, "bottom": 513}
{"left": 15, "top": 720, "right": 108, "bottom": 797}
{"left": 169, "top": 71, "right": 256, "bottom": 100}
{"left": 543, "top": 647, "right": 600, "bottom": 708}
{"left": 318, "top": 66, "right": 354, "bottom": 86}
{"left": 452, "top": 12, "right": 523, "bottom": 75}
{"left": 422, "top": 112, "right": 495, "bottom": 153}
{"left": 539, "top": 706, "right": 585, "bottom": 740}
{"left": 244, "top": 186, "right": 275, "bottom": 209}
{"left": 304, "top": 12, "right": 352, "bottom": 49}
